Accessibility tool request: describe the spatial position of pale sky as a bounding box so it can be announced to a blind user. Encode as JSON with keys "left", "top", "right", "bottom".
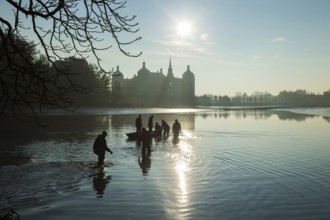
{"left": 112, "top": 0, "right": 330, "bottom": 96}
{"left": 1, "top": 0, "right": 330, "bottom": 96}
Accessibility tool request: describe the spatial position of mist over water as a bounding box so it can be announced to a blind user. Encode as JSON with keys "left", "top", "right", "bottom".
{"left": 1, "top": 107, "right": 330, "bottom": 220}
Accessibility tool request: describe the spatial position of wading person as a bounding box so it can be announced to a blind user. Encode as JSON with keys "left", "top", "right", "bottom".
{"left": 162, "top": 120, "right": 170, "bottom": 139}
{"left": 135, "top": 115, "right": 142, "bottom": 133}
{"left": 93, "top": 131, "right": 113, "bottom": 167}
{"left": 148, "top": 115, "right": 154, "bottom": 132}
{"left": 155, "top": 122, "right": 162, "bottom": 140}
{"left": 172, "top": 119, "right": 182, "bottom": 139}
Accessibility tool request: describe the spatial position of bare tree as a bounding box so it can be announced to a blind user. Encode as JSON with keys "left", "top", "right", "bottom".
{"left": 0, "top": 0, "right": 141, "bottom": 124}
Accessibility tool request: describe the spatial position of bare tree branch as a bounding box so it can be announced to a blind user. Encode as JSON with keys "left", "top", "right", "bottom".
{"left": 0, "top": 0, "right": 141, "bottom": 124}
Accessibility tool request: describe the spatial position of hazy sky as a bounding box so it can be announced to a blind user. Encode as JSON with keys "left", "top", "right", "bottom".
{"left": 1, "top": 0, "right": 330, "bottom": 96}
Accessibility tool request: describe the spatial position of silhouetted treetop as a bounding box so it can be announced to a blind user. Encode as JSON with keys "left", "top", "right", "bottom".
{"left": 0, "top": 0, "right": 141, "bottom": 124}
{"left": 1, "top": 0, "right": 141, "bottom": 70}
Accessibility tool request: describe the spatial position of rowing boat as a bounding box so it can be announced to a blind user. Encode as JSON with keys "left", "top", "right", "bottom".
{"left": 126, "top": 131, "right": 157, "bottom": 140}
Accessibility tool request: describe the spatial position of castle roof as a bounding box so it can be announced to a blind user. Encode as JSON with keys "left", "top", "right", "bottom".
{"left": 183, "top": 65, "right": 194, "bottom": 78}
{"left": 114, "top": 66, "right": 124, "bottom": 79}
{"left": 137, "top": 61, "right": 151, "bottom": 76}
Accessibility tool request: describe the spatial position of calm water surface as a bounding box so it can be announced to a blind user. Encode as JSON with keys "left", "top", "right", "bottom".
{"left": 1, "top": 108, "right": 330, "bottom": 220}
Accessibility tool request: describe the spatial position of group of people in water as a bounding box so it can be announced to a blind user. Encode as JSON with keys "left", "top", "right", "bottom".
{"left": 93, "top": 115, "right": 182, "bottom": 167}
{"left": 136, "top": 114, "right": 182, "bottom": 157}
{"left": 135, "top": 114, "right": 181, "bottom": 140}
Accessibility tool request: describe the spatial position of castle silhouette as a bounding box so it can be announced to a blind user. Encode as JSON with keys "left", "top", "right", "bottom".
{"left": 111, "top": 58, "right": 195, "bottom": 106}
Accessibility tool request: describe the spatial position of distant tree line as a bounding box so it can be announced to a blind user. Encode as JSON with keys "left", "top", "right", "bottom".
{"left": 196, "top": 89, "right": 330, "bottom": 107}
{"left": 0, "top": 35, "right": 114, "bottom": 121}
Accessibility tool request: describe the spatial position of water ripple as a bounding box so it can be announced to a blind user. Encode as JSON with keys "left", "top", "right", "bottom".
{"left": 0, "top": 162, "right": 93, "bottom": 210}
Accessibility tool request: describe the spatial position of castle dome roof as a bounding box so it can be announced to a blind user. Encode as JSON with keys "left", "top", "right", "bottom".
{"left": 137, "top": 61, "right": 150, "bottom": 76}
{"left": 183, "top": 65, "right": 194, "bottom": 78}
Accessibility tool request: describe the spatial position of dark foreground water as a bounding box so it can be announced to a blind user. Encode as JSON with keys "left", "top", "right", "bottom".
{"left": 1, "top": 107, "right": 330, "bottom": 220}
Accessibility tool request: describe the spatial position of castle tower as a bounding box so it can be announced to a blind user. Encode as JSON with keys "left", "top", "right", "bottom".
{"left": 113, "top": 65, "right": 123, "bottom": 78}
{"left": 112, "top": 65, "right": 124, "bottom": 96}
{"left": 167, "top": 57, "right": 174, "bottom": 78}
{"left": 137, "top": 61, "right": 150, "bottom": 77}
{"left": 182, "top": 65, "right": 196, "bottom": 105}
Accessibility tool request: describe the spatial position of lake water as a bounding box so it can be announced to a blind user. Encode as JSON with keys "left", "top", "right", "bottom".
{"left": 1, "top": 107, "right": 330, "bottom": 220}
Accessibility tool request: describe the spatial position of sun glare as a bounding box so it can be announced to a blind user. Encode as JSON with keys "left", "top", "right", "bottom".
{"left": 176, "top": 20, "right": 192, "bottom": 38}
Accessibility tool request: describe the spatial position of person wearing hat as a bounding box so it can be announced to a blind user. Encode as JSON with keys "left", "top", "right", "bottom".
{"left": 93, "top": 131, "right": 113, "bottom": 166}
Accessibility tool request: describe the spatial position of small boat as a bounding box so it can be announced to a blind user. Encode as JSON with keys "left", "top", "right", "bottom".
{"left": 126, "top": 131, "right": 157, "bottom": 140}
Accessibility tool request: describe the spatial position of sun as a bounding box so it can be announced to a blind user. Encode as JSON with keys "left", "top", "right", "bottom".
{"left": 176, "top": 20, "right": 192, "bottom": 38}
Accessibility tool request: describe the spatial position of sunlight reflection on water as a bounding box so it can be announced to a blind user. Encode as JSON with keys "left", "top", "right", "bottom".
{"left": 173, "top": 135, "right": 193, "bottom": 219}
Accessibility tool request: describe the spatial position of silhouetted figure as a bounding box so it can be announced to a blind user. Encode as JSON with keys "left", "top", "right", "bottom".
{"left": 172, "top": 119, "right": 182, "bottom": 139}
{"left": 141, "top": 128, "right": 152, "bottom": 156}
{"left": 148, "top": 115, "right": 154, "bottom": 132}
{"left": 93, "top": 169, "right": 112, "bottom": 198}
{"left": 155, "top": 122, "right": 162, "bottom": 140}
{"left": 162, "top": 120, "right": 170, "bottom": 138}
{"left": 135, "top": 115, "right": 142, "bottom": 133}
{"left": 93, "top": 131, "right": 113, "bottom": 167}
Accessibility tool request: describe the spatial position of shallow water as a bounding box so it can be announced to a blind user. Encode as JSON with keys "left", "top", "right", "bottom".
{"left": 1, "top": 108, "right": 330, "bottom": 220}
